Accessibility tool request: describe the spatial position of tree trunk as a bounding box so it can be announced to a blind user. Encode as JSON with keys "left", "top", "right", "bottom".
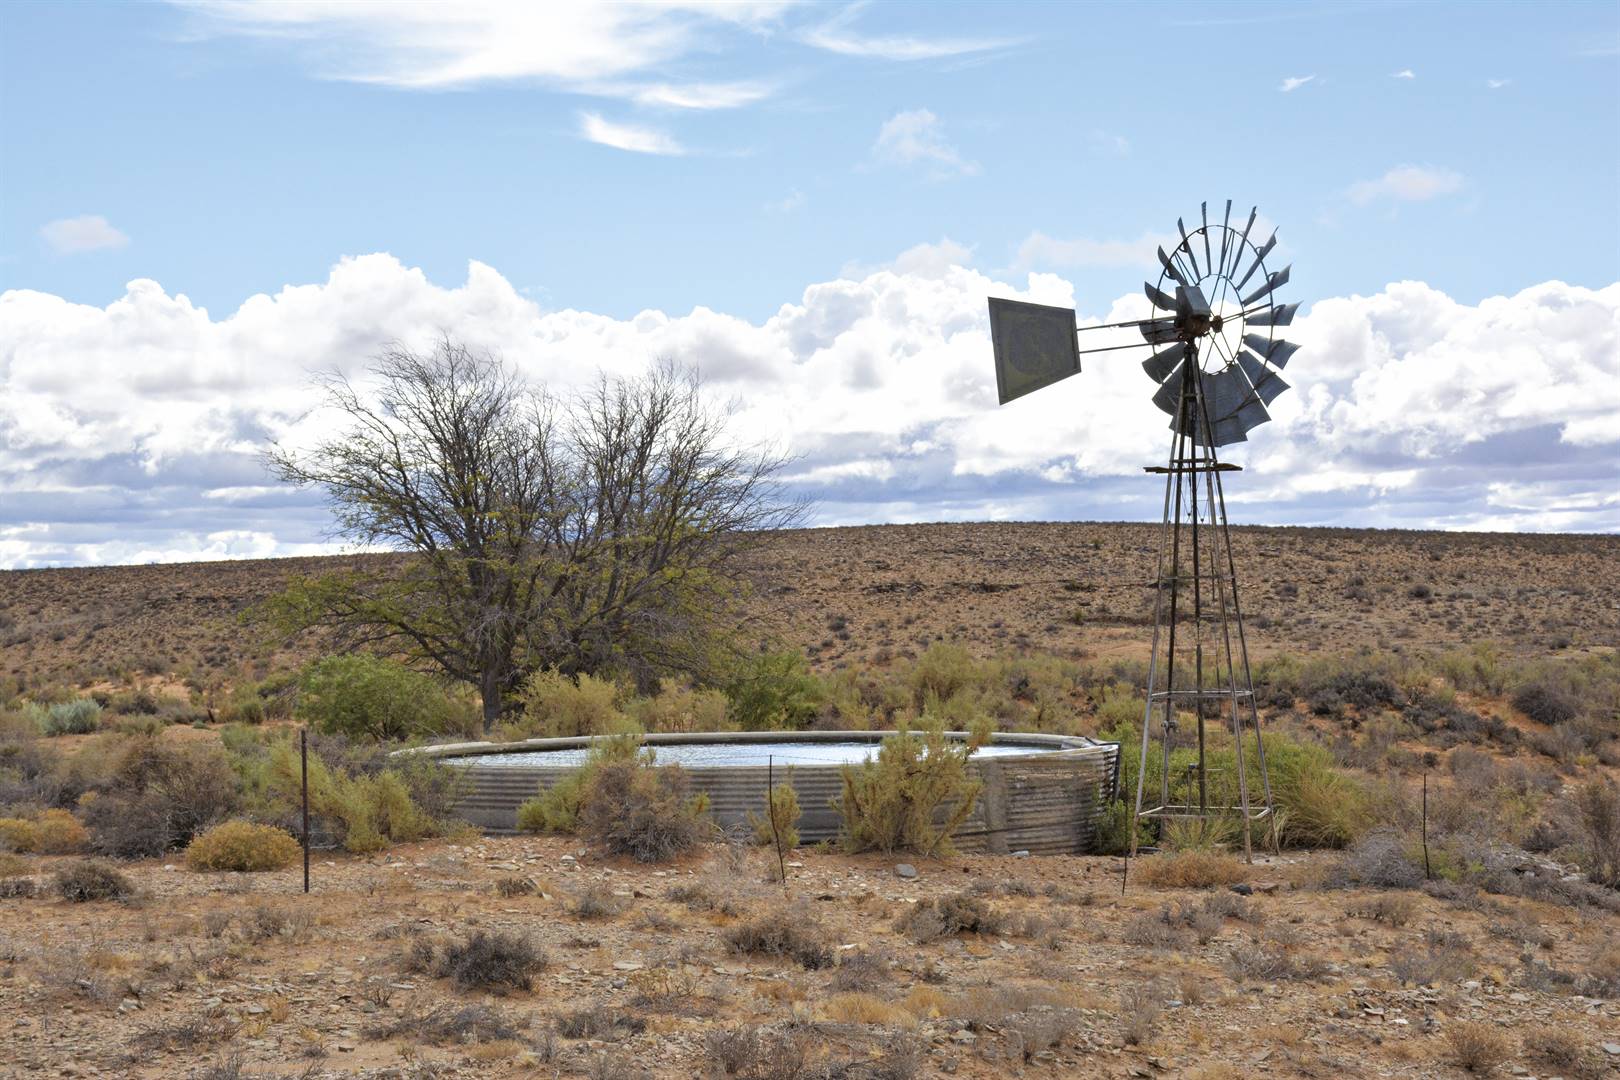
{"left": 480, "top": 665, "right": 504, "bottom": 734}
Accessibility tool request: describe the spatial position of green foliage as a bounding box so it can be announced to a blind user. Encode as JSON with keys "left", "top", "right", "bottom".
{"left": 514, "top": 733, "right": 643, "bottom": 834}
{"left": 748, "top": 780, "right": 801, "bottom": 851}
{"left": 836, "top": 720, "right": 988, "bottom": 856}
{"left": 297, "top": 654, "right": 472, "bottom": 742}
{"left": 1104, "top": 719, "right": 1369, "bottom": 850}
{"left": 185, "top": 820, "right": 301, "bottom": 872}
{"left": 724, "top": 650, "right": 822, "bottom": 731}
{"left": 44, "top": 698, "right": 102, "bottom": 736}
{"left": 506, "top": 669, "right": 634, "bottom": 740}
{"left": 264, "top": 740, "right": 436, "bottom": 853}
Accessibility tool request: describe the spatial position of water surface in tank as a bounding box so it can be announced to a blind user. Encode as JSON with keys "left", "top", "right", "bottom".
{"left": 451, "top": 740, "right": 1058, "bottom": 769}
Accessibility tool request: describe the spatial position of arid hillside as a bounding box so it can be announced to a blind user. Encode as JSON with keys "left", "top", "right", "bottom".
{"left": 2, "top": 523, "right": 1616, "bottom": 691}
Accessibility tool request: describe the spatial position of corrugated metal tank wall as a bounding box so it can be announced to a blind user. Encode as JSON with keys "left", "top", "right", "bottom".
{"left": 430, "top": 732, "right": 1120, "bottom": 855}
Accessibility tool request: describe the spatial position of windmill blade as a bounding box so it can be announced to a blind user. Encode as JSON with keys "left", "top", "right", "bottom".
{"left": 1176, "top": 218, "right": 1201, "bottom": 279}
{"left": 1201, "top": 202, "right": 1212, "bottom": 276}
{"left": 1246, "top": 301, "right": 1299, "bottom": 327}
{"left": 1236, "top": 350, "right": 1292, "bottom": 405}
{"left": 1216, "top": 199, "right": 1233, "bottom": 279}
{"left": 1230, "top": 205, "right": 1258, "bottom": 278}
{"left": 1175, "top": 412, "right": 1249, "bottom": 447}
{"left": 1139, "top": 318, "right": 1181, "bottom": 345}
{"left": 1241, "top": 334, "right": 1300, "bottom": 369}
{"left": 1240, "top": 264, "right": 1291, "bottom": 307}
{"left": 1152, "top": 363, "right": 1186, "bottom": 416}
{"left": 1201, "top": 366, "right": 1250, "bottom": 422}
{"left": 1234, "top": 396, "right": 1271, "bottom": 434}
{"left": 1236, "top": 232, "right": 1278, "bottom": 290}
{"left": 1144, "top": 282, "right": 1178, "bottom": 311}
{"left": 1142, "top": 344, "right": 1188, "bottom": 383}
{"left": 1157, "top": 245, "right": 1187, "bottom": 286}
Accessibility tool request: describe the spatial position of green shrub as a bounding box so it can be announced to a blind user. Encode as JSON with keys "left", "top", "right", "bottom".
{"left": 55, "top": 860, "right": 133, "bottom": 902}
{"left": 44, "top": 698, "right": 102, "bottom": 736}
{"left": 724, "top": 651, "right": 822, "bottom": 731}
{"left": 297, "top": 654, "right": 467, "bottom": 742}
{"left": 184, "top": 820, "right": 301, "bottom": 872}
{"left": 577, "top": 758, "right": 711, "bottom": 862}
{"left": 906, "top": 643, "right": 986, "bottom": 710}
{"left": 515, "top": 734, "right": 643, "bottom": 834}
{"left": 265, "top": 741, "right": 436, "bottom": 853}
{"left": 509, "top": 669, "right": 631, "bottom": 739}
{"left": 748, "top": 781, "right": 801, "bottom": 851}
{"left": 836, "top": 720, "right": 987, "bottom": 856}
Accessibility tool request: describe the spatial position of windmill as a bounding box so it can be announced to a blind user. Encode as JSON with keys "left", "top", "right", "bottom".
{"left": 986, "top": 201, "right": 1296, "bottom": 860}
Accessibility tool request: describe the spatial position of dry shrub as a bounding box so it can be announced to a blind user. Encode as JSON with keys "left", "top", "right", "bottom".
{"left": 1573, "top": 776, "right": 1620, "bottom": 887}
{"left": 79, "top": 736, "right": 239, "bottom": 858}
{"left": 184, "top": 821, "right": 301, "bottom": 872}
{"left": 1523, "top": 1027, "right": 1604, "bottom": 1079}
{"left": 54, "top": 860, "right": 133, "bottom": 902}
{"left": 569, "top": 883, "right": 628, "bottom": 920}
{"left": 578, "top": 759, "right": 711, "bottom": 863}
{"left": 1358, "top": 893, "right": 1418, "bottom": 927}
{"left": 748, "top": 781, "right": 801, "bottom": 851}
{"left": 831, "top": 950, "right": 891, "bottom": 993}
{"left": 1118, "top": 983, "right": 1162, "bottom": 1047}
{"left": 494, "top": 875, "right": 537, "bottom": 898}
{"left": 895, "top": 891, "right": 1003, "bottom": 943}
{"left": 32, "top": 809, "right": 88, "bottom": 854}
{"left": 556, "top": 1004, "right": 648, "bottom": 1040}
{"left": 821, "top": 992, "right": 914, "bottom": 1027}
{"left": 0, "top": 875, "right": 38, "bottom": 899}
{"left": 430, "top": 931, "right": 548, "bottom": 993}
{"left": 1391, "top": 930, "right": 1476, "bottom": 986}
{"left": 0, "top": 817, "right": 40, "bottom": 853}
{"left": 1446, "top": 1021, "right": 1511, "bottom": 1074}
{"left": 725, "top": 908, "right": 833, "bottom": 970}
{"left": 1133, "top": 850, "right": 1247, "bottom": 889}
{"left": 703, "top": 1026, "right": 814, "bottom": 1080}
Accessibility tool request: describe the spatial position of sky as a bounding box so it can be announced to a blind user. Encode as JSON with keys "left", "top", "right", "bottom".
{"left": 1, "top": 0, "right": 1618, "bottom": 568}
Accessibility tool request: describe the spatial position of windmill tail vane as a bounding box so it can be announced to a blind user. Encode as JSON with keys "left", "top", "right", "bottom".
{"left": 986, "top": 201, "right": 1297, "bottom": 861}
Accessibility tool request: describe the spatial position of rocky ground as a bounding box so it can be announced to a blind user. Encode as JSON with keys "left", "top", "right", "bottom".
{"left": 2, "top": 836, "right": 1616, "bottom": 1079}
{"left": 4, "top": 524, "right": 1618, "bottom": 689}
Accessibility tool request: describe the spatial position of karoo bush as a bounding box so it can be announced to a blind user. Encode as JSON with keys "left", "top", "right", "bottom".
{"left": 836, "top": 719, "right": 988, "bottom": 857}
{"left": 298, "top": 654, "right": 473, "bottom": 742}
{"left": 44, "top": 698, "right": 102, "bottom": 736}
{"left": 748, "top": 780, "right": 801, "bottom": 851}
{"left": 515, "top": 733, "right": 642, "bottom": 834}
{"left": 724, "top": 650, "right": 822, "bottom": 731}
{"left": 265, "top": 740, "right": 437, "bottom": 854}
{"left": 55, "top": 859, "right": 134, "bottom": 902}
{"left": 508, "top": 669, "right": 632, "bottom": 740}
{"left": 79, "top": 736, "right": 239, "bottom": 858}
{"left": 576, "top": 758, "right": 711, "bottom": 863}
{"left": 31, "top": 808, "right": 88, "bottom": 854}
{"left": 185, "top": 820, "right": 302, "bottom": 872}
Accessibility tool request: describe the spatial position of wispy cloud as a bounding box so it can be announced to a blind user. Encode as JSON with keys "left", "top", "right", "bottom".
{"left": 1013, "top": 230, "right": 1175, "bottom": 271}
{"left": 1391, "top": 69, "right": 1416, "bottom": 80}
{"left": 871, "top": 109, "right": 979, "bottom": 177}
{"left": 1279, "top": 74, "right": 1316, "bottom": 93}
{"left": 803, "top": 6, "right": 1017, "bottom": 61}
{"left": 1348, "top": 164, "right": 1464, "bottom": 205}
{"left": 39, "top": 215, "right": 129, "bottom": 254}
{"left": 578, "top": 113, "right": 684, "bottom": 156}
{"left": 611, "top": 80, "right": 776, "bottom": 110}
{"left": 766, "top": 188, "right": 807, "bottom": 213}
{"left": 1487, "top": 78, "right": 1511, "bottom": 89}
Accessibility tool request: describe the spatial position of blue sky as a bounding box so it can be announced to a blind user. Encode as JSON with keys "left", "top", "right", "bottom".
{"left": 0, "top": 1, "right": 1617, "bottom": 566}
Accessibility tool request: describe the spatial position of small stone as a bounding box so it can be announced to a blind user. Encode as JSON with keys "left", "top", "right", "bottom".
{"left": 559, "top": 855, "right": 578, "bottom": 871}
{"left": 1229, "top": 883, "right": 1253, "bottom": 896}
{"left": 894, "top": 864, "right": 918, "bottom": 880}
{"left": 1602, "top": 1042, "right": 1620, "bottom": 1056}
{"left": 949, "top": 1030, "right": 976, "bottom": 1044}
{"left": 612, "top": 961, "right": 643, "bottom": 972}
{"left": 1010, "top": 850, "right": 1030, "bottom": 858}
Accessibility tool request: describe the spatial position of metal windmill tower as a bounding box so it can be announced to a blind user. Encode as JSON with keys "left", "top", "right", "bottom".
{"left": 986, "top": 201, "right": 1297, "bottom": 860}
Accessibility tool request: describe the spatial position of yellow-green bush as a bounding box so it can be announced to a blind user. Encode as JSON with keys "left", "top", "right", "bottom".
{"left": 836, "top": 719, "right": 989, "bottom": 857}
{"left": 185, "top": 820, "right": 301, "bottom": 871}
{"left": 724, "top": 651, "right": 823, "bottom": 731}
{"left": 749, "top": 781, "right": 801, "bottom": 851}
{"left": 31, "top": 809, "right": 88, "bottom": 854}
{"left": 0, "top": 817, "right": 40, "bottom": 853}
{"left": 506, "top": 669, "right": 633, "bottom": 740}
{"left": 266, "top": 742, "right": 436, "bottom": 853}
{"left": 297, "top": 654, "right": 474, "bottom": 742}
{"left": 627, "top": 684, "right": 729, "bottom": 733}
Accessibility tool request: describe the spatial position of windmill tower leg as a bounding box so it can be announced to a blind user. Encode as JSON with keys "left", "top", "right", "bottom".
{"left": 1134, "top": 345, "right": 1275, "bottom": 862}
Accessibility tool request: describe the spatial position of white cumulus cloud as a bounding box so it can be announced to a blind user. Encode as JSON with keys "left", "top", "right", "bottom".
{"left": 1, "top": 253, "right": 1615, "bottom": 567}
{"left": 871, "top": 109, "right": 979, "bottom": 177}
{"left": 1279, "top": 74, "right": 1316, "bottom": 92}
{"left": 1348, "top": 164, "right": 1464, "bottom": 204}
{"left": 39, "top": 215, "right": 130, "bottom": 255}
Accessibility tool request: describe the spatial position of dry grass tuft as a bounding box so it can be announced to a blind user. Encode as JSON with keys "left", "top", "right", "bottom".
{"left": 725, "top": 908, "right": 833, "bottom": 970}
{"left": 1133, "top": 851, "right": 1248, "bottom": 889}
{"left": 1446, "top": 1021, "right": 1511, "bottom": 1074}
{"left": 820, "top": 992, "right": 915, "bottom": 1027}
